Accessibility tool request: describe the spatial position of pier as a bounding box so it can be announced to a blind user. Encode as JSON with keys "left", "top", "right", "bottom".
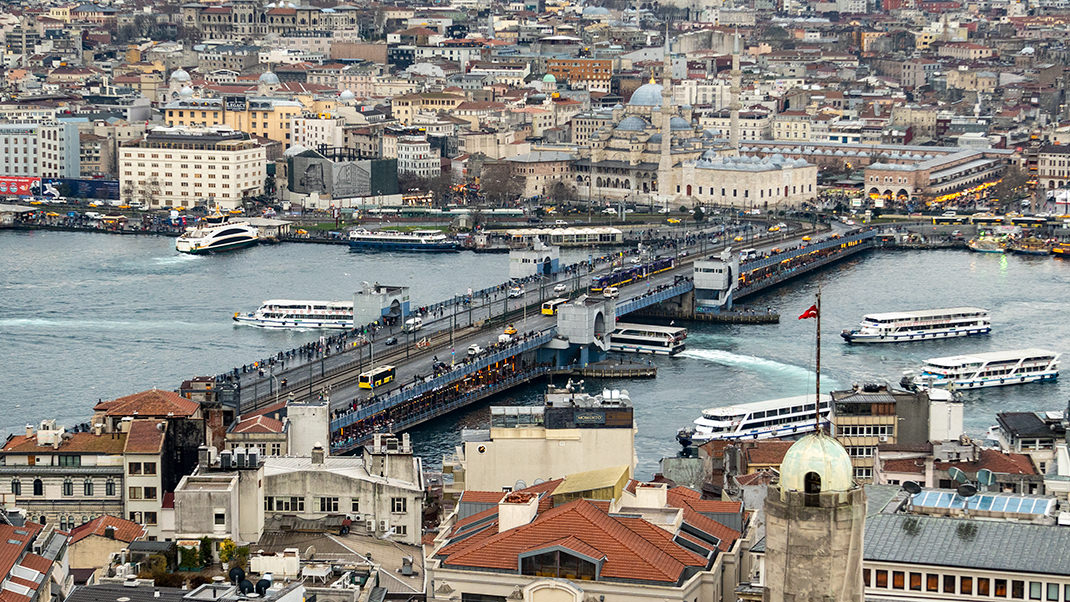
{"left": 199, "top": 225, "right": 882, "bottom": 453}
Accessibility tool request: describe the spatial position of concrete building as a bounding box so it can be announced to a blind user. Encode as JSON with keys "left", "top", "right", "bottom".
{"left": 1036, "top": 144, "right": 1070, "bottom": 190}
{"left": 758, "top": 433, "right": 865, "bottom": 602}
{"left": 119, "top": 126, "right": 266, "bottom": 210}
{"left": 173, "top": 446, "right": 266, "bottom": 544}
{"left": 505, "top": 150, "right": 576, "bottom": 197}
{"left": 396, "top": 135, "right": 439, "bottom": 178}
{"left": 163, "top": 95, "right": 308, "bottom": 146}
{"left": 67, "top": 516, "right": 145, "bottom": 580}
{"left": 678, "top": 153, "right": 818, "bottom": 210}
{"left": 442, "top": 383, "right": 636, "bottom": 498}
{"left": 0, "top": 122, "right": 80, "bottom": 179}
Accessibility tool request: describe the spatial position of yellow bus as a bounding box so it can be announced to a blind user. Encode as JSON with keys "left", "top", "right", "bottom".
{"left": 541, "top": 298, "right": 569, "bottom": 315}
{"left": 358, "top": 365, "right": 396, "bottom": 389}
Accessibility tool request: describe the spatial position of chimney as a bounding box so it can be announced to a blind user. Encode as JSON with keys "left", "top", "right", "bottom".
{"left": 498, "top": 492, "right": 539, "bottom": 533}
{"left": 310, "top": 443, "right": 325, "bottom": 465}
{"left": 198, "top": 446, "right": 211, "bottom": 468}
{"left": 25, "top": 425, "right": 32, "bottom": 439}
{"left": 635, "top": 482, "right": 669, "bottom": 508}
{"left": 104, "top": 526, "right": 116, "bottom": 539}
{"left": 94, "top": 423, "right": 103, "bottom": 436}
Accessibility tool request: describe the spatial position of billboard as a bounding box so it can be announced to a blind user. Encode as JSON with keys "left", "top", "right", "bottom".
{"left": 42, "top": 178, "right": 120, "bottom": 200}
{"left": 0, "top": 177, "right": 40, "bottom": 196}
{"left": 224, "top": 95, "right": 248, "bottom": 112}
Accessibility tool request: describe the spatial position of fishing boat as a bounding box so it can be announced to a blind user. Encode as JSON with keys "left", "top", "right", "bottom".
{"left": 176, "top": 213, "right": 259, "bottom": 254}
{"left": 841, "top": 307, "right": 990, "bottom": 343}
{"left": 677, "top": 394, "right": 832, "bottom": 446}
{"left": 902, "top": 348, "right": 1060, "bottom": 390}
{"left": 1009, "top": 236, "right": 1051, "bottom": 256}
{"left": 348, "top": 229, "right": 460, "bottom": 252}
{"left": 966, "top": 236, "right": 1005, "bottom": 253}
{"left": 234, "top": 299, "right": 354, "bottom": 329}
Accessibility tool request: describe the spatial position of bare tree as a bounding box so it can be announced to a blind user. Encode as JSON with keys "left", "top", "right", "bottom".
{"left": 479, "top": 163, "right": 522, "bottom": 207}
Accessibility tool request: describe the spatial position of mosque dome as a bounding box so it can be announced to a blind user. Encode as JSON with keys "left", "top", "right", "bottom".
{"left": 259, "top": 71, "right": 280, "bottom": 85}
{"left": 582, "top": 6, "right": 609, "bottom": 16}
{"left": 670, "top": 116, "right": 691, "bottom": 131}
{"left": 779, "top": 433, "right": 854, "bottom": 493}
{"left": 170, "top": 68, "right": 191, "bottom": 82}
{"left": 542, "top": 73, "right": 557, "bottom": 83}
{"left": 628, "top": 81, "right": 664, "bottom": 107}
{"left": 616, "top": 115, "right": 650, "bottom": 131}
{"left": 339, "top": 89, "right": 355, "bottom": 101}
{"left": 178, "top": 86, "right": 194, "bottom": 98}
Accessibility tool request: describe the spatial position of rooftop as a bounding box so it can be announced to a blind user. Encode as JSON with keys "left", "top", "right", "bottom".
{"left": 69, "top": 515, "right": 146, "bottom": 546}
{"left": 94, "top": 389, "right": 200, "bottom": 418}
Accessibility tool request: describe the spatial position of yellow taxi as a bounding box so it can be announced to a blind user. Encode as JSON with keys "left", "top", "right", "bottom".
{"left": 733, "top": 235, "right": 744, "bottom": 242}
{"left": 503, "top": 324, "right": 518, "bottom": 336}
{"left": 667, "top": 218, "right": 681, "bottom": 224}
{"left": 768, "top": 225, "right": 781, "bottom": 232}
{"left": 174, "top": 206, "right": 186, "bottom": 211}
{"left": 802, "top": 236, "right": 812, "bottom": 242}
{"left": 229, "top": 209, "right": 243, "bottom": 215}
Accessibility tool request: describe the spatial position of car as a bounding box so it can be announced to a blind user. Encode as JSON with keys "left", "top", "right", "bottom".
{"left": 508, "top": 286, "right": 525, "bottom": 298}
{"left": 553, "top": 283, "right": 567, "bottom": 293}
{"left": 942, "top": 210, "right": 958, "bottom": 218}
{"left": 503, "top": 325, "right": 517, "bottom": 335}
{"left": 768, "top": 225, "right": 781, "bottom": 232}
{"left": 403, "top": 317, "right": 423, "bottom": 332}
{"left": 554, "top": 219, "right": 569, "bottom": 225}
{"left": 802, "top": 236, "right": 812, "bottom": 242}
{"left": 667, "top": 218, "right": 681, "bottom": 224}
{"left": 467, "top": 344, "right": 483, "bottom": 356}
{"left": 88, "top": 201, "right": 103, "bottom": 207}
{"left": 602, "top": 286, "right": 619, "bottom": 299}
{"left": 677, "top": 250, "right": 689, "bottom": 257}
{"left": 603, "top": 207, "right": 617, "bottom": 215}
{"left": 383, "top": 336, "right": 398, "bottom": 346}
{"left": 734, "top": 236, "right": 744, "bottom": 242}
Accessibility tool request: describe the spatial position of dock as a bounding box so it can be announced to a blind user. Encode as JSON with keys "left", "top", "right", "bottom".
{"left": 566, "top": 360, "right": 658, "bottom": 379}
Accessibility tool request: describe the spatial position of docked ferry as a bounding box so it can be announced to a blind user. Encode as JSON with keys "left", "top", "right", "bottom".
{"left": 677, "top": 394, "right": 832, "bottom": 447}
{"left": 841, "top": 307, "right": 990, "bottom": 343}
{"left": 234, "top": 299, "right": 354, "bottom": 329}
{"left": 608, "top": 322, "right": 687, "bottom": 355}
{"left": 1053, "top": 243, "right": 1070, "bottom": 258}
{"left": 903, "top": 348, "right": 1060, "bottom": 390}
{"left": 176, "top": 214, "right": 259, "bottom": 254}
{"left": 348, "top": 229, "right": 460, "bottom": 252}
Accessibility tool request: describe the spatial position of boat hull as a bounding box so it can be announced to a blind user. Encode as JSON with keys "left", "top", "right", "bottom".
{"left": 913, "top": 371, "right": 1058, "bottom": 389}
{"left": 967, "top": 246, "right": 1004, "bottom": 254}
{"left": 348, "top": 240, "right": 460, "bottom": 252}
{"left": 608, "top": 343, "right": 685, "bottom": 355}
{"left": 1010, "top": 248, "right": 1051, "bottom": 256}
{"left": 178, "top": 238, "right": 259, "bottom": 255}
{"left": 680, "top": 418, "right": 832, "bottom": 446}
{"left": 842, "top": 327, "right": 990, "bottom": 343}
{"left": 233, "top": 315, "right": 352, "bottom": 329}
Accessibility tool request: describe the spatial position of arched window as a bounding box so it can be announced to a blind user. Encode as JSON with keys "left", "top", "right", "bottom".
{"left": 11, "top": 480, "right": 20, "bottom": 496}
{"left": 62, "top": 478, "right": 73, "bottom": 497}
{"left": 32, "top": 479, "right": 43, "bottom": 496}
{"left": 105, "top": 479, "right": 115, "bottom": 496}
{"left": 804, "top": 471, "right": 822, "bottom": 507}
{"left": 84, "top": 479, "right": 94, "bottom": 496}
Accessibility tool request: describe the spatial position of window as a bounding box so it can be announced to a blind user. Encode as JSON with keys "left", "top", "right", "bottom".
{"left": 978, "top": 578, "right": 991, "bottom": 596}
{"left": 394, "top": 524, "right": 407, "bottom": 536}
{"left": 391, "top": 497, "right": 407, "bottom": 513}
{"left": 319, "top": 497, "right": 338, "bottom": 512}
{"left": 862, "top": 569, "right": 871, "bottom": 587}
{"left": 129, "top": 512, "right": 142, "bottom": 523}
{"left": 62, "top": 478, "right": 73, "bottom": 496}
{"left": 106, "top": 479, "right": 115, "bottom": 496}
{"left": 214, "top": 513, "right": 226, "bottom": 525}
{"left": 1047, "top": 583, "right": 1059, "bottom": 601}
{"left": 11, "top": 480, "right": 20, "bottom": 496}
{"left": 144, "top": 512, "right": 158, "bottom": 526}
{"left": 875, "top": 570, "right": 888, "bottom": 588}
{"left": 33, "top": 479, "right": 43, "bottom": 496}
{"left": 129, "top": 462, "right": 142, "bottom": 475}
{"left": 995, "top": 579, "right": 1008, "bottom": 597}
{"left": 927, "top": 574, "right": 939, "bottom": 592}
{"left": 59, "top": 455, "right": 81, "bottom": 467}
{"left": 892, "top": 571, "right": 905, "bottom": 590}
{"left": 1012, "top": 581, "right": 1025, "bottom": 599}
{"left": 143, "top": 462, "right": 157, "bottom": 475}
{"left": 351, "top": 499, "right": 360, "bottom": 513}
{"left": 84, "top": 479, "right": 93, "bottom": 496}
{"left": 961, "top": 576, "right": 973, "bottom": 595}
{"left": 944, "top": 575, "right": 956, "bottom": 594}
{"left": 909, "top": 573, "right": 922, "bottom": 591}
{"left": 129, "top": 487, "right": 143, "bottom": 500}
{"left": 144, "top": 487, "right": 157, "bottom": 500}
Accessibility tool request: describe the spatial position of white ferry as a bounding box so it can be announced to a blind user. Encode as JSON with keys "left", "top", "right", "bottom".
{"left": 841, "top": 307, "right": 990, "bottom": 343}
{"left": 677, "top": 394, "right": 831, "bottom": 447}
{"left": 903, "top": 348, "right": 1060, "bottom": 390}
{"left": 608, "top": 322, "right": 687, "bottom": 355}
{"left": 176, "top": 214, "right": 259, "bottom": 254}
{"left": 234, "top": 299, "right": 354, "bottom": 329}
{"left": 348, "top": 229, "right": 460, "bottom": 252}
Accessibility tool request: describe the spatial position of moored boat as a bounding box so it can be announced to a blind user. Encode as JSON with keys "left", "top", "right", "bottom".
{"left": 348, "top": 229, "right": 461, "bottom": 252}
{"left": 1009, "top": 236, "right": 1051, "bottom": 256}
{"left": 1051, "top": 242, "right": 1070, "bottom": 258}
{"left": 677, "top": 394, "right": 832, "bottom": 447}
{"left": 966, "top": 237, "right": 1005, "bottom": 253}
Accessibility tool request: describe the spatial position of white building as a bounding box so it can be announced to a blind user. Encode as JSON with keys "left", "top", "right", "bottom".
{"left": 119, "top": 126, "right": 266, "bottom": 210}
{"left": 396, "top": 135, "right": 439, "bottom": 178}
{"left": 290, "top": 113, "right": 347, "bottom": 149}
{"left": 0, "top": 121, "right": 80, "bottom": 179}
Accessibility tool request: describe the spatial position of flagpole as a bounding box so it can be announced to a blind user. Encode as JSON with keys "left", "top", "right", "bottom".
{"left": 815, "top": 287, "right": 821, "bottom": 434}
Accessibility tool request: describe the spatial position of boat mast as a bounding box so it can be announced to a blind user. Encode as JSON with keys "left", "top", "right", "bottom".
{"left": 815, "top": 287, "right": 821, "bottom": 434}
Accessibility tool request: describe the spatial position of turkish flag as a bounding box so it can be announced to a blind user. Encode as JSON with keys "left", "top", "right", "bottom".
{"left": 798, "top": 305, "right": 818, "bottom": 320}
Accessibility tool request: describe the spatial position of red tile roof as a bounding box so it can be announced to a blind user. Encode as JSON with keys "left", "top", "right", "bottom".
{"left": 124, "top": 419, "right": 166, "bottom": 454}
{"left": 458, "top": 491, "right": 505, "bottom": 504}
{"left": 17, "top": 554, "right": 51, "bottom": 574}
{"left": 0, "top": 523, "right": 42, "bottom": 584}
{"left": 742, "top": 440, "right": 795, "bottom": 466}
{"left": 2, "top": 432, "right": 126, "bottom": 455}
{"left": 94, "top": 389, "right": 199, "bottom": 418}
{"left": 69, "top": 515, "right": 146, "bottom": 546}
{"left": 232, "top": 415, "right": 284, "bottom": 434}
{"left": 936, "top": 449, "right": 1037, "bottom": 476}
{"left": 666, "top": 489, "right": 741, "bottom": 552}
{"left": 881, "top": 458, "right": 925, "bottom": 474}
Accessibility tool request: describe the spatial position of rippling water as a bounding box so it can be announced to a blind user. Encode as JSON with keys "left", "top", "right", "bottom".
{"left": 2, "top": 231, "right": 1068, "bottom": 478}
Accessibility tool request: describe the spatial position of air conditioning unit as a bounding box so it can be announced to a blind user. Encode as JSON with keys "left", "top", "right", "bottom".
{"left": 378, "top": 520, "right": 388, "bottom": 532}
{"left": 878, "top": 435, "right": 889, "bottom": 442}
{"left": 365, "top": 519, "right": 375, "bottom": 532}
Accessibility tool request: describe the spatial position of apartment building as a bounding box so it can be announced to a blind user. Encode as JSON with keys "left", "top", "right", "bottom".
{"left": 0, "top": 122, "right": 80, "bottom": 179}
{"left": 119, "top": 126, "right": 266, "bottom": 210}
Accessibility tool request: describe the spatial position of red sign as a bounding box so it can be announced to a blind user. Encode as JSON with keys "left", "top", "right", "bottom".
{"left": 0, "top": 177, "right": 40, "bottom": 196}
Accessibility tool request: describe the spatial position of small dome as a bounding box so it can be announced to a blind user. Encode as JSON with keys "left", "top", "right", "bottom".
{"left": 616, "top": 115, "right": 650, "bottom": 131}
{"left": 542, "top": 73, "right": 557, "bottom": 83}
{"left": 339, "top": 89, "right": 355, "bottom": 101}
{"left": 670, "top": 116, "right": 691, "bottom": 131}
{"left": 628, "top": 82, "right": 664, "bottom": 107}
{"left": 648, "top": 133, "right": 662, "bottom": 143}
{"left": 170, "top": 68, "right": 191, "bottom": 82}
{"left": 178, "top": 86, "right": 194, "bottom": 98}
{"left": 779, "top": 432, "right": 854, "bottom": 493}
{"left": 259, "top": 71, "right": 280, "bottom": 85}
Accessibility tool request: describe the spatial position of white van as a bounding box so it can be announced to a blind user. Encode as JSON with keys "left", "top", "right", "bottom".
{"left": 403, "top": 317, "right": 423, "bottom": 332}
{"left": 603, "top": 286, "right": 619, "bottom": 299}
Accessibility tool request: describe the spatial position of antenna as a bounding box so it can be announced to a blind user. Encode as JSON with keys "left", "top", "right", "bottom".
{"left": 902, "top": 480, "right": 922, "bottom": 495}
{"left": 948, "top": 466, "right": 968, "bottom": 484}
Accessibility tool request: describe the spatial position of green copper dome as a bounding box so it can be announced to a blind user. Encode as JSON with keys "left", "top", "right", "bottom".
{"left": 779, "top": 432, "right": 854, "bottom": 493}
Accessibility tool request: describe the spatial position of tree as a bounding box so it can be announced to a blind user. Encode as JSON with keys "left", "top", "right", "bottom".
{"left": 693, "top": 207, "right": 705, "bottom": 223}
{"left": 990, "top": 166, "right": 1030, "bottom": 210}
{"left": 428, "top": 171, "right": 458, "bottom": 206}
{"left": 547, "top": 179, "right": 576, "bottom": 205}
{"left": 397, "top": 171, "right": 430, "bottom": 195}
{"left": 199, "top": 537, "right": 213, "bottom": 567}
{"left": 479, "top": 163, "right": 522, "bottom": 206}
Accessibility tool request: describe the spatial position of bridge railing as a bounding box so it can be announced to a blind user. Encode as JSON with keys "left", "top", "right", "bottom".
{"left": 615, "top": 280, "right": 695, "bottom": 317}
{"left": 328, "top": 329, "right": 556, "bottom": 432}
{"left": 741, "top": 230, "right": 876, "bottom": 272}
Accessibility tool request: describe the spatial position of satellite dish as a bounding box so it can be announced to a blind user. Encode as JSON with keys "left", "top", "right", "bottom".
{"left": 533, "top": 478, "right": 546, "bottom": 485}
{"left": 902, "top": 480, "right": 922, "bottom": 495}
{"left": 956, "top": 484, "right": 977, "bottom": 498}
{"left": 514, "top": 480, "right": 527, "bottom": 491}
{"left": 305, "top": 545, "right": 316, "bottom": 560}
{"left": 948, "top": 466, "right": 968, "bottom": 484}
{"left": 976, "top": 468, "right": 996, "bottom": 487}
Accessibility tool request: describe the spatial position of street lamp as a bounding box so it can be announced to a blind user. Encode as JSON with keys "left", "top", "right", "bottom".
{"left": 270, "top": 374, "right": 281, "bottom": 408}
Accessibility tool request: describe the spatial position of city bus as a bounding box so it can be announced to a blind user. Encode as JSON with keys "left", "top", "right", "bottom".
{"left": 1009, "top": 216, "right": 1047, "bottom": 228}
{"left": 541, "top": 298, "right": 569, "bottom": 315}
{"left": 969, "top": 214, "right": 1005, "bottom": 226}
{"left": 358, "top": 365, "right": 396, "bottom": 389}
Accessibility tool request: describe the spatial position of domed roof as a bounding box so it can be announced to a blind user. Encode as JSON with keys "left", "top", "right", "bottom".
{"left": 582, "top": 6, "right": 609, "bottom": 15}
{"left": 670, "top": 116, "right": 691, "bottom": 131}
{"left": 779, "top": 432, "right": 854, "bottom": 493}
{"left": 628, "top": 82, "right": 664, "bottom": 107}
{"left": 616, "top": 115, "right": 650, "bottom": 131}
{"left": 339, "top": 89, "right": 355, "bottom": 101}
{"left": 259, "top": 71, "right": 280, "bottom": 85}
{"left": 542, "top": 73, "right": 557, "bottom": 83}
{"left": 170, "top": 68, "right": 191, "bottom": 82}
{"left": 178, "top": 86, "right": 194, "bottom": 98}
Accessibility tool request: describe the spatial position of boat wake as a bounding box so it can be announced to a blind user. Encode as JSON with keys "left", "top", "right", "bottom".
{"left": 0, "top": 318, "right": 206, "bottom": 331}
{"left": 153, "top": 254, "right": 199, "bottom": 266}
{"left": 680, "top": 348, "right": 817, "bottom": 381}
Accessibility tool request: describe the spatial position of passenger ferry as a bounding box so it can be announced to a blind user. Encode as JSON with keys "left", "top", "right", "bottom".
{"left": 348, "top": 229, "right": 460, "bottom": 252}
{"left": 677, "top": 394, "right": 832, "bottom": 447}
{"left": 903, "top": 348, "right": 1060, "bottom": 390}
{"left": 840, "top": 307, "right": 990, "bottom": 344}
{"left": 234, "top": 299, "right": 353, "bottom": 329}
{"left": 175, "top": 214, "right": 259, "bottom": 254}
{"left": 608, "top": 322, "right": 687, "bottom": 355}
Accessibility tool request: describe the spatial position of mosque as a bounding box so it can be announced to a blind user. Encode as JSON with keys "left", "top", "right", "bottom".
{"left": 570, "top": 42, "right": 817, "bottom": 210}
